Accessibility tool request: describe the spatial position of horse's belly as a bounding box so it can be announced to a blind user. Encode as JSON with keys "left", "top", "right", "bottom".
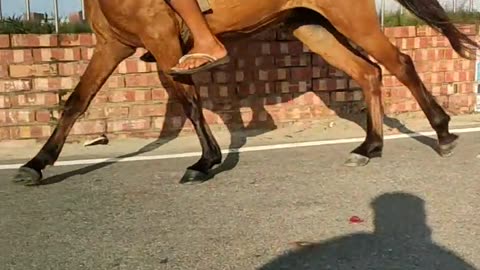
{"left": 206, "top": 0, "right": 288, "bottom": 33}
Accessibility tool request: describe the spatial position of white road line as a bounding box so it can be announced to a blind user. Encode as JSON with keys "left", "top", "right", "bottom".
{"left": 1, "top": 126, "right": 479, "bottom": 170}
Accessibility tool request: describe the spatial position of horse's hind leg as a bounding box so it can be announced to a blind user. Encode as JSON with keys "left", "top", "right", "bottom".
{"left": 314, "top": 0, "right": 458, "bottom": 156}
{"left": 293, "top": 24, "right": 384, "bottom": 166}
{"left": 13, "top": 40, "right": 135, "bottom": 185}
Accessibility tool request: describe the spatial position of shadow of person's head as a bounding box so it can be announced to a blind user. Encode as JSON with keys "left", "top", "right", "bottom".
{"left": 371, "top": 192, "right": 432, "bottom": 240}
{"left": 259, "top": 192, "right": 476, "bottom": 270}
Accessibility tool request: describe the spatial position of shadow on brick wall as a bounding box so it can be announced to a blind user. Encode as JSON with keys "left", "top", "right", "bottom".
{"left": 39, "top": 36, "right": 440, "bottom": 185}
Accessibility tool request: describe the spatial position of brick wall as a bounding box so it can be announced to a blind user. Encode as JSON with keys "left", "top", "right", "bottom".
{"left": 0, "top": 25, "right": 478, "bottom": 142}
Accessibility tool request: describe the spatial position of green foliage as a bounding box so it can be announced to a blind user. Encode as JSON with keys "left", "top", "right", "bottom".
{"left": 383, "top": 10, "right": 480, "bottom": 27}
{"left": 0, "top": 15, "right": 91, "bottom": 34}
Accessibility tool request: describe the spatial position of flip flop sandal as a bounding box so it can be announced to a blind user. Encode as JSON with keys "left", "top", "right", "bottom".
{"left": 167, "top": 53, "right": 230, "bottom": 76}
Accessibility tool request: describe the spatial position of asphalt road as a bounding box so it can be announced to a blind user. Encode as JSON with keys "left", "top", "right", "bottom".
{"left": 1, "top": 131, "right": 480, "bottom": 270}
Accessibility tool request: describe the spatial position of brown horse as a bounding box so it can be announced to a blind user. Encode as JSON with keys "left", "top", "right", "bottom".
{"left": 13, "top": 0, "right": 480, "bottom": 185}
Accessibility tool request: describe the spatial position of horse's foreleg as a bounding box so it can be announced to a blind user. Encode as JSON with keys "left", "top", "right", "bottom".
{"left": 144, "top": 37, "right": 222, "bottom": 183}
{"left": 13, "top": 41, "right": 135, "bottom": 185}
{"left": 177, "top": 82, "right": 222, "bottom": 183}
{"left": 293, "top": 24, "right": 383, "bottom": 166}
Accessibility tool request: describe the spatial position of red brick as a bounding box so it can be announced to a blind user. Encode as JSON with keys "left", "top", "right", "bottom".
{"left": 108, "top": 90, "right": 152, "bottom": 103}
{"left": 0, "top": 79, "right": 31, "bottom": 92}
{"left": 11, "top": 34, "right": 58, "bottom": 47}
{"left": 276, "top": 41, "right": 305, "bottom": 55}
{"left": 290, "top": 67, "right": 312, "bottom": 81}
{"left": 416, "top": 26, "right": 441, "bottom": 37}
{"left": 238, "top": 82, "right": 275, "bottom": 97}
{"left": 103, "top": 75, "right": 125, "bottom": 89}
{"left": 213, "top": 71, "right": 231, "bottom": 83}
{"left": 0, "top": 35, "right": 10, "bottom": 48}
{"left": 0, "top": 95, "right": 11, "bottom": 108}
{"left": 448, "top": 94, "right": 470, "bottom": 108}
{"left": 251, "top": 30, "right": 276, "bottom": 41}
{"left": 81, "top": 47, "right": 95, "bottom": 60}
{"left": 117, "top": 59, "right": 157, "bottom": 74}
{"left": 35, "top": 110, "right": 52, "bottom": 122}
{"left": 0, "top": 49, "right": 33, "bottom": 64}
{"left": 58, "top": 62, "right": 88, "bottom": 76}
{"left": 276, "top": 81, "right": 311, "bottom": 93}
{"left": 276, "top": 28, "right": 296, "bottom": 41}
{"left": 456, "top": 82, "right": 475, "bottom": 94}
{"left": 385, "top": 26, "right": 416, "bottom": 38}
{"left": 312, "top": 78, "right": 348, "bottom": 91}
{"left": 236, "top": 56, "right": 274, "bottom": 69}
{"left": 312, "top": 66, "right": 328, "bottom": 78}
{"left": 124, "top": 73, "right": 161, "bottom": 87}
{"left": 431, "top": 36, "right": 449, "bottom": 47}
{"left": 91, "top": 92, "right": 108, "bottom": 105}
{"left": 0, "top": 127, "right": 9, "bottom": 140}
{"left": 71, "top": 120, "right": 106, "bottom": 135}
{"left": 33, "top": 77, "right": 78, "bottom": 91}
{"left": 151, "top": 88, "right": 170, "bottom": 101}
{"left": 192, "top": 71, "right": 212, "bottom": 84}
{"left": 0, "top": 64, "right": 9, "bottom": 78}
{"left": 275, "top": 54, "right": 311, "bottom": 67}
{"left": 382, "top": 75, "right": 402, "bottom": 87}
{"left": 58, "top": 34, "right": 95, "bottom": 47}
{"left": 105, "top": 106, "right": 129, "bottom": 118}
{"left": 10, "top": 63, "right": 58, "bottom": 77}
{"left": 85, "top": 107, "right": 106, "bottom": 119}
{"left": 328, "top": 67, "right": 348, "bottom": 78}
{"left": 0, "top": 109, "right": 35, "bottom": 124}
{"left": 33, "top": 48, "right": 82, "bottom": 62}
{"left": 130, "top": 104, "right": 167, "bottom": 118}
{"left": 454, "top": 59, "right": 475, "bottom": 71}
{"left": 11, "top": 125, "right": 52, "bottom": 139}
{"left": 457, "top": 24, "right": 477, "bottom": 35}
{"left": 152, "top": 116, "right": 184, "bottom": 130}
{"left": 107, "top": 118, "right": 151, "bottom": 132}
{"left": 256, "top": 68, "right": 288, "bottom": 81}
{"left": 444, "top": 70, "right": 474, "bottom": 83}
{"left": 11, "top": 92, "right": 59, "bottom": 107}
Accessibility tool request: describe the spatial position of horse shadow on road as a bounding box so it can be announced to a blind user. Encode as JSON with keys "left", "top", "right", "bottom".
{"left": 259, "top": 192, "right": 477, "bottom": 270}
{"left": 38, "top": 41, "right": 439, "bottom": 185}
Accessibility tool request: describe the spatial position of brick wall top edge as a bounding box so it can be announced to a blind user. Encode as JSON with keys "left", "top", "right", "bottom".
{"left": 0, "top": 23, "right": 477, "bottom": 47}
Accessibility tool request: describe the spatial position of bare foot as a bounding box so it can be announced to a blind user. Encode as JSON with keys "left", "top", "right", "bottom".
{"left": 172, "top": 37, "right": 228, "bottom": 71}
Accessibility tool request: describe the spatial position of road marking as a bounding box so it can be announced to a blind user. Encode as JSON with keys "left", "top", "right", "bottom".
{"left": 1, "top": 126, "right": 479, "bottom": 170}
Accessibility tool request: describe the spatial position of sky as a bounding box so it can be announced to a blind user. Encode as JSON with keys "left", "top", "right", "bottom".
{"left": 0, "top": 0, "right": 476, "bottom": 19}
{"left": 1, "top": 0, "right": 82, "bottom": 18}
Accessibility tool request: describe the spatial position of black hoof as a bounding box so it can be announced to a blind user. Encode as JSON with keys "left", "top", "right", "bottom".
{"left": 437, "top": 133, "right": 459, "bottom": 157}
{"left": 344, "top": 153, "right": 370, "bottom": 167}
{"left": 439, "top": 140, "right": 457, "bottom": 157}
{"left": 13, "top": 167, "right": 42, "bottom": 186}
{"left": 180, "top": 169, "right": 209, "bottom": 184}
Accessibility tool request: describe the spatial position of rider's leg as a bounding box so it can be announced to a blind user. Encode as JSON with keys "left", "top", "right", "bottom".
{"left": 167, "top": 0, "right": 228, "bottom": 73}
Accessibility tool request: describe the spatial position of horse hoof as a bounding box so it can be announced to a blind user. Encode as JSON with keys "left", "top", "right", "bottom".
{"left": 180, "top": 169, "right": 209, "bottom": 184}
{"left": 439, "top": 140, "right": 457, "bottom": 157}
{"left": 12, "top": 167, "right": 42, "bottom": 186}
{"left": 344, "top": 153, "right": 370, "bottom": 167}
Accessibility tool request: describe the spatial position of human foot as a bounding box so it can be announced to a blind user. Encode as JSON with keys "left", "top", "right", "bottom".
{"left": 168, "top": 38, "right": 229, "bottom": 75}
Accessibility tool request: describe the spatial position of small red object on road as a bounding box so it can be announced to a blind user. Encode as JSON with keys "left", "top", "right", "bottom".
{"left": 349, "top": 216, "right": 364, "bottom": 224}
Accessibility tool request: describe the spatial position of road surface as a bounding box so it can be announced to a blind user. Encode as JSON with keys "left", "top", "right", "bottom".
{"left": 1, "top": 118, "right": 480, "bottom": 269}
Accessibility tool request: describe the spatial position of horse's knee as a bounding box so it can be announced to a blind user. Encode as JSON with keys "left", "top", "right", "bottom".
{"left": 62, "top": 90, "right": 91, "bottom": 118}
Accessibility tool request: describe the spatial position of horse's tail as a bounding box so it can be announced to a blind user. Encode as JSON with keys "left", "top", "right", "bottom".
{"left": 396, "top": 0, "right": 480, "bottom": 59}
